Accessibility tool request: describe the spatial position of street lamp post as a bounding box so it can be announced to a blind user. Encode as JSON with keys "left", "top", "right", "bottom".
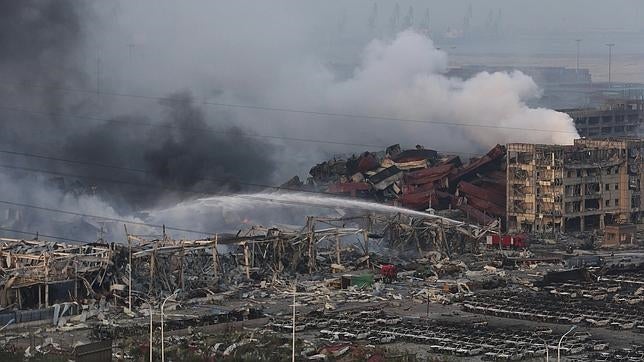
{"left": 149, "top": 302, "right": 153, "bottom": 362}
{"left": 575, "top": 39, "right": 581, "bottom": 80}
{"left": 557, "top": 325, "right": 577, "bottom": 362}
{"left": 606, "top": 43, "right": 615, "bottom": 87}
{"left": 538, "top": 337, "right": 550, "bottom": 362}
{"left": 161, "top": 289, "right": 181, "bottom": 362}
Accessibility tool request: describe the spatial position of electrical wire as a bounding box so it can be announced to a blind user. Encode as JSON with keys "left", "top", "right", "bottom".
{"left": 0, "top": 226, "right": 87, "bottom": 244}
{"left": 0, "top": 81, "right": 578, "bottom": 134}
{"left": 0, "top": 199, "right": 213, "bottom": 236}
{"left": 0, "top": 104, "right": 482, "bottom": 156}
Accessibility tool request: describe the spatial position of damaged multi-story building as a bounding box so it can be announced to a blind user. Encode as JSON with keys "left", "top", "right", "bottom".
{"left": 566, "top": 99, "right": 644, "bottom": 138}
{"left": 507, "top": 138, "right": 643, "bottom": 233}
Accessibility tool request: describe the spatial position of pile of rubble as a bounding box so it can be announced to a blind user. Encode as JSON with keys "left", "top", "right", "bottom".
{"left": 284, "top": 143, "right": 507, "bottom": 226}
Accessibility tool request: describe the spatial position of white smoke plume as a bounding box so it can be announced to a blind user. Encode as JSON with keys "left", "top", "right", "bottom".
{"left": 305, "top": 30, "right": 578, "bottom": 148}
{"left": 93, "top": 2, "right": 579, "bottom": 166}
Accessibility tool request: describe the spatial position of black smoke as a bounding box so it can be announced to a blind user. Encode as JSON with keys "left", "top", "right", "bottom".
{"left": 0, "top": 0, "right": 83, "bottom": 71}
{"left": 0, "top": 1, "right": 276, "bottom": 216}
{"left": 62, "top": 92, "right": 276, "bottom": 210}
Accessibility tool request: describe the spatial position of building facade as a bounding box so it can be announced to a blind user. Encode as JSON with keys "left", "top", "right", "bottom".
{"left": 566, "top": 100, "right": 644, "bottom": 138}
{"left": 506, "top": 138, "right": 642, "bottom": 233}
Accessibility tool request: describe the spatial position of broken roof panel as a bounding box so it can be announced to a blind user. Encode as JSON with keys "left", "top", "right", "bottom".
{"left": 327, "top": 182, "right": 372, "bottom": 194}
{"left": 449, "top": 145, "right": 505, "bottom": 183}
{"left": 457, "top": 181, "right": 506, "bottom": 207}
{"left": 405, "top": 164, "right": 456, "bottom": 185}
{"left": 391, "top": 148, "right": 438, "bottom": 163}
{"left": 369, "top": 166, "right": 403, "bottom": 190}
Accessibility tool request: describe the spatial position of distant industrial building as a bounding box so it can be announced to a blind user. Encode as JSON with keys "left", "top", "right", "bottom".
{"left": 506, "top": 138, "right": 642, "bottom": 233}
{"left": 565, "top": 99, "right": 644, "bottom": 138}
{"left": 448, "top": 65, "right": 644, "bottom": 109}
{"left": 446, "top": 65, "right": 592, "bottom": 85}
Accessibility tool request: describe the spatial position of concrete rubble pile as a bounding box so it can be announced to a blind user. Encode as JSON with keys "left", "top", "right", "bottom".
{"left": 284, "top": 143, "right": 507, "bottom": 226}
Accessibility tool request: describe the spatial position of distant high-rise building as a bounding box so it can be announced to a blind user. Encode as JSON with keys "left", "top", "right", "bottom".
{"left": 463, "top": 4, "right": 473, "bottom": 33}
{"left": 390, "top": 3, "right": 400, "bottom": 33}
{"left": 368, "top": 3, "right": 378, "bottom": 32}
{"left": 403, "top": 6, "right": 414, "bottom": 29}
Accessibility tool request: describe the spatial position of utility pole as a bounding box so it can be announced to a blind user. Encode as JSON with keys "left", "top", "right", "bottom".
{"left": 149, "top": 301, "right": 153, "bottom": 362}
{"left": 575, "top": 39, "right": 581, "bottom": 80}
{"left": 368, "top": 3, "right": 378, "bottom": 32}
{"left": 607, "top": 43, "right": 615, "bottom": 87}
{"left": 128, "top": 43, "right": 135, "bottom": 62}
{"left": 125, "top": 224, "right": 132, "bottom": 314}
{"left": 95, "top": 49, "right": 101, "bottom": 96}
{"left": 291, "top": 279, "right": 296, "bottom": 362}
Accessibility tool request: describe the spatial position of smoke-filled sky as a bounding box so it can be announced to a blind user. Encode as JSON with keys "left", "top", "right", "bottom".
{"left": 1, "top": 0, "right": 639, "bottom": 241}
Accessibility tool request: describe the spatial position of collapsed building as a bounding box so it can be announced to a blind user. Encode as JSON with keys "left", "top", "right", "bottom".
{"left": 0, "top": 212, "right": 494, "bottom": 311}
{"left": 507, "top": 138, "right": 643, "bottom": 233}
{"left": 286, "top": 144, "right": 506, "bottom": 227}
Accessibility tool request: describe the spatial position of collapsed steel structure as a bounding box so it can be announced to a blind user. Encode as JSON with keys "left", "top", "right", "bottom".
{"left": 0, "top": 212, "right": 495, "bottom": 309}
{"left": 0, "top": 238, "right": 111, "bottom": 308}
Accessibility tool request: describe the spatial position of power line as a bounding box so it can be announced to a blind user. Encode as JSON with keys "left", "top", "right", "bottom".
{"left": 0, "top": 104, "right": 482, "bottom": 157}
{"left": 0, "top": 149, "right": 336, "bottom": 197}
{"left": 0, "top": 163, "right": 212, "bottom": 198}
{"left": 0, "top": 163, "right": 326, "bottom": 214}
{"left": 0, "top": 80, "right": 578, "bottom": 135}
{"left": 0, "top": 144, "right": 492, "bottom": 206}
{"left": 0, "top": 105, "right": 388, "bottom": 151}
{"left": 0, "top": 199, "right": 213, "bottom": 236}
{"left": 0, "top": 162, "right": 412, "bottom": 231}
{"left": 202, "top": 101, "right": 577, "bottom": 134}
{"left": 0, "top": 226, "right": 87, "bottom": 244}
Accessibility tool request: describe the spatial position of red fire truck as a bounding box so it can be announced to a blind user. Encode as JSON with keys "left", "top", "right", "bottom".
{"left": 485, "top": 234, "right": 528, "bottom": 249}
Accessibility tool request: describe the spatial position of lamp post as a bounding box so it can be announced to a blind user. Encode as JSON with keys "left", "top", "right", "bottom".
{"left": 161, "top": 289, "right": 180, "bottom": 362}
{"left": 291, "top": 280, "right": 297, "bottom": 362}
{"left": 606, "top": 43, "right": 615, "bottom": 87}
{"left": 575, "top": 39, "right": 581, "bottom": 80}
{"left": 149, "top": 302, "right": 153, "bottom": 362}
{"left": 538, "top": 337, "right": 550, "bottom": 361}
{"left": 557, "top": 325, "right": 576, "bottom": 362}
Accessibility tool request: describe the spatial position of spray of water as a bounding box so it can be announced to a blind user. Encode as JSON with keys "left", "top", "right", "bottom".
{"left": 235, "top": 192, "right": 433, "bottom": 217}
{"left": 148, "top": 192, "right": 468, "bottom": 236}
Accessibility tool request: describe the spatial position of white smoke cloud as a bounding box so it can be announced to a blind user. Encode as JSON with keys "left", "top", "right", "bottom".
{"left": 271, "top": 30, "right": 578, "bottom": 151}
{"left": 94, "top": 3, "right": 578, "bottom": 160}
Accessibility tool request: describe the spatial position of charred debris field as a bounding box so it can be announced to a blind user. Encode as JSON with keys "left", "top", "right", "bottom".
{"left": 1, "top": 142, "right": 644, "bottom": 362}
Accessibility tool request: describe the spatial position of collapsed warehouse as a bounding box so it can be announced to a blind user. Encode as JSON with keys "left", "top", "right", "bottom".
{"left": 0, "top": 212, "right": 495, "bottom": 310}
{"left": 284, "top": 144, "right": 507, "bottom": 227}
